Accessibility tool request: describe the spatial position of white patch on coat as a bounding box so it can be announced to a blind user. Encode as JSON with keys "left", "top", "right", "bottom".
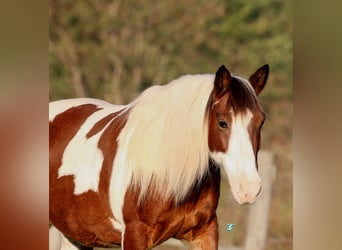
{"left": 110, "top": 218, "right": 123, "bottom": 232}
{"left": 210, "top": 110, "right": 261, "bottom": 204}
{"left": 49, "top": 225, "right": 62, "bottom": 250}
{"left": 49, "top": 225, "right": 79, "bottom": 250}
{"left": 58, "top": 107, "right": 122, "bottom": 195}
{"left": 108, "top": 125, "right": 136, "bottom": 231}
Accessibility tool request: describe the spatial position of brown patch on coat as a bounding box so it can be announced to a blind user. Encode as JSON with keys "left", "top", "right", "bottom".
{"left": 86, "top": 111, "right": 121, "bottom": 139}
{"left": 122, "top": 163, "right": 221, "bottom": 249}
{"left": 49, "top": 104, "right": 128, "bottom": 248}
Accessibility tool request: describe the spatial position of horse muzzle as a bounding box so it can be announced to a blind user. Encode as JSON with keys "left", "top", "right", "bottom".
{"left": 230, "top": 180, "right": 262, "bottom": 204}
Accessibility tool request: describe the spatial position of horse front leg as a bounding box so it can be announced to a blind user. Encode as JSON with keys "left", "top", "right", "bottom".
{"left": 122, "top": 222, "right": 150, "bottom": 250}
{"left": 187, "top": 216, "right": 218, "bottom": 250}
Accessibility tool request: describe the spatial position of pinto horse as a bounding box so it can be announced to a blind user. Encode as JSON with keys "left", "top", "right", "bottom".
{"left": 49, "top": 64, "right": 269, "bottom": 250}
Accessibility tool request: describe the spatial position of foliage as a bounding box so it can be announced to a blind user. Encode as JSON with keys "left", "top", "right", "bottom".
{"left": 50, "top": 0, "right": 291, "bottom": 103}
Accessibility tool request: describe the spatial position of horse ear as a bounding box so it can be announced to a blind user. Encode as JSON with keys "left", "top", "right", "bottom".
{"left": 214, "top": 65, "right": 232, "bottom": 98}
{"left": 248, "top": 64, "right": 269, "bottom": 95}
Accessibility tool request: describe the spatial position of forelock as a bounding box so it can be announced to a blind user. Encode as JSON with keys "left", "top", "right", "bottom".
{"left": 229, "top": 77, "right": 259, "bottom": 114}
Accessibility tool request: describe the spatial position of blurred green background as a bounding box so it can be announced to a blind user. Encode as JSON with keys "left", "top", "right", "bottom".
{"left": 49, "top": 0, "right": 292, "bottom": 249}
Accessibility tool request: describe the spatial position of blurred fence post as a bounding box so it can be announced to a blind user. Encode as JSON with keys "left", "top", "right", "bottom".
{"left": 244, "top": 151, "right": 276, "bottom": 250}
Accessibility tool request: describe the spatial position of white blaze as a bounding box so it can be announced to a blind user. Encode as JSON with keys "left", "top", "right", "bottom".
{"left": 210, "top": 110, "right": 261, "bottom": 204}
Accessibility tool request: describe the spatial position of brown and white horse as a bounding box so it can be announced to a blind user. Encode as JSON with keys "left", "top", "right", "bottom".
{"left": 49, "top": 64, "right": 269, "bottom": 250}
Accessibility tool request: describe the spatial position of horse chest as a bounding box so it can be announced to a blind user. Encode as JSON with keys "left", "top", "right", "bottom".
{"left": 122, "top": 165, "right": 221, "bottom": 248}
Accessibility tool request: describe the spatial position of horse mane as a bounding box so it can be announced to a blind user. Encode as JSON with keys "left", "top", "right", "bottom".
{"left": 118, "top": 74, "right": 215, "bottom": 203}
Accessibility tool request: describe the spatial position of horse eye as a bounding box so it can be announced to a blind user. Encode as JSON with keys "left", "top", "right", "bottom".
{"left": 218, "top": 120, "right": 228, "bottom": 129}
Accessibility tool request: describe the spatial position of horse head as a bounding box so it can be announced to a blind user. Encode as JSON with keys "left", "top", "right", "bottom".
{"left": 207, "top": 64, "right": 269, "bottom": 204}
